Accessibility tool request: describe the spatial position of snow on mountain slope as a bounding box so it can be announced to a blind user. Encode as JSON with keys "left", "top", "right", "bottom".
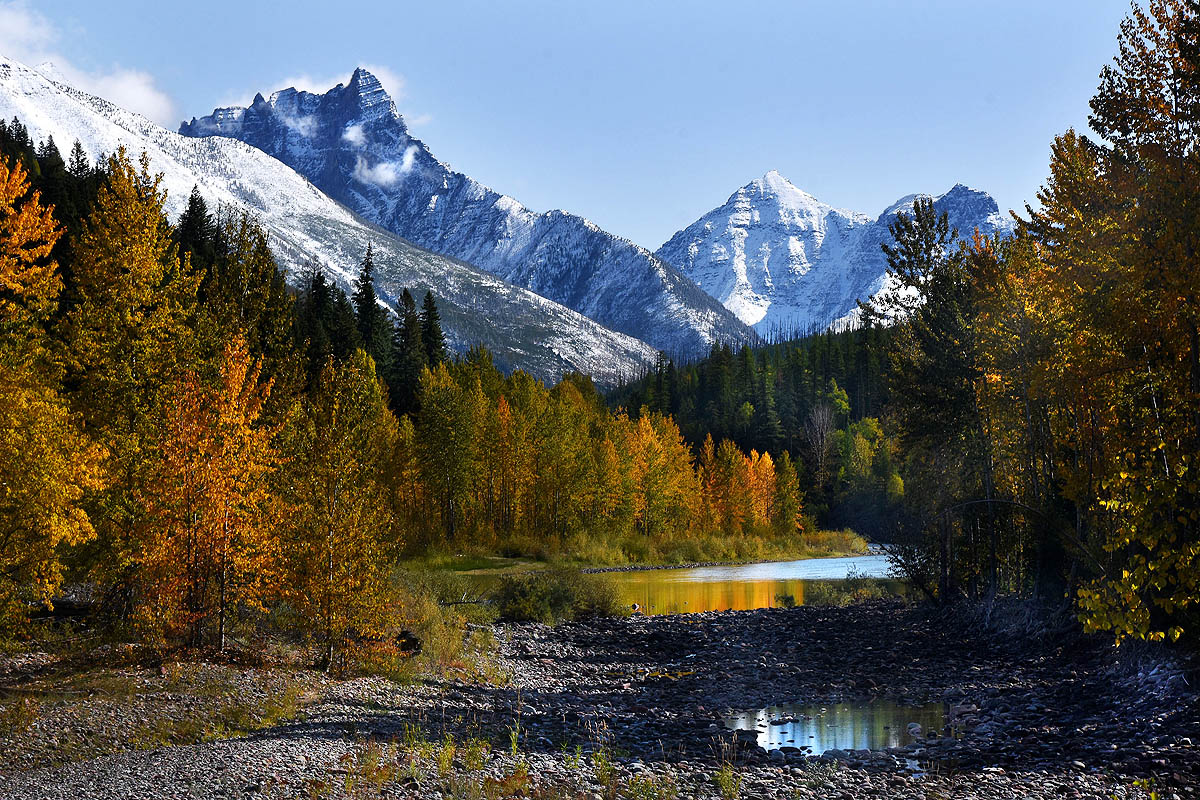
{"left": 0, "top": 56, "right": 658, "bottom": 387}
{"left": 655, "top": 171, "right": 1013, "bottom": 335}
{"left": 179, "top": 69, "right": 757, "bottom": 357}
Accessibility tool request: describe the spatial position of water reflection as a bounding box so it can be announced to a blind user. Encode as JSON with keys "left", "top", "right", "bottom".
{"left": 724, "top": 701, "right": 950, "bottom": 754}
{"left": 608, "top": 554, "right": 904, "bottom": 615}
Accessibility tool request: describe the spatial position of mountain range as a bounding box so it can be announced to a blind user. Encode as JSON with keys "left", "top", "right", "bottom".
{"left": 0, "top": 56, "right": 660, "bottom": 387}
{"left": 179, "top": 69, "right": 757, "bottom": 357}
{"left": 1, "top": 56, "right": 1015, "bottom": 386}
{"left": 655, "top": 170, "right": 1013, "bottom": 335}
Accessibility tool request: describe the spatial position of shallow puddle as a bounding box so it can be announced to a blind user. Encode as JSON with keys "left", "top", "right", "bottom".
{"left": 723, "top": 700, "right": 952, "bottom": 755}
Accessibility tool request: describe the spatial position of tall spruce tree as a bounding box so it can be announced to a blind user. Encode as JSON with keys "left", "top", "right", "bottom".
{"left": 175, "top": 186, "right": 216, "bottom": 271}
{"left": 420, "top": 290, "right": 446, "bottom": 366}
{"left": 68, "top": 140, "right": 90, "bottom": 180}
{"left": 352, "top": 244, "right": 392, "bottom": 376}
{"left": 294, "top": 262, "right": 361, "bottom": 386}
{"left": 388, "top": 288, "right": 425, "bottom": 415}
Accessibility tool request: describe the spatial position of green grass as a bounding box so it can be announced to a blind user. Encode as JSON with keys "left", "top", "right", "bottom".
{"left": 399, "top": 552, "right": 543, "bottom": 575}
{"left": 400, "top": 525, "right": 870, "bottom": 577}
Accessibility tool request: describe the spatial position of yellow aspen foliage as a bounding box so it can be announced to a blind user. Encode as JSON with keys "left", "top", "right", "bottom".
{"left": 748, "top": 450, "right": 776, "bottom": 528}
{"left": 388, "top": 414, "right": 426, "bottom": 545}
{"left": 707, "top": 438, "right": 751, "bottom": 536}
{"left": 0, "top": 157, "right": 60, "bottom": 337}
{"left": 532, "top": 383, "right": 592, "bottom": 536}
{"left": 772, "top": 451, "right": 804, "bottom": 537}
{"left": 0, "top": 156, "right": 105, "bottom": 628}
{"left": 1019, "top": 0, "right": 1200, "bottom": 640}
{"left": 62, "top": 148, "right": 198, "bottom": 591}
{"left": 592, "top": 434, "right": 626, "bottom": 523}
{"left": 416, "top": 363, "right": 479, "bottom": 538}
{"left": 137, "top": 336, "right": 280, "bottom": 648}
{"left": 282, "top": 350, "right": 399, "bottom": 666}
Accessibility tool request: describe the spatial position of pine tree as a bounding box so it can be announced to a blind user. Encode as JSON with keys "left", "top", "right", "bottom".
{"left": 68, "top": 140, "right": 90, "bottom": 180}
{"left": 352, "top": 243, "right": 392, "bottom": 376}
{"left": 294, "top": 262, "right": 361, "bottom": 384}
{"left": 194, "top": 211, "right": 299, "bottom": 416}
{"left": 175, "top": 186, "right": 216, "bottom": 270}
{"left": 420, "top": 290, "right": 446, "bottom": 366}
{"left": 387, "top": 288, "right": 425, "bottom": 414}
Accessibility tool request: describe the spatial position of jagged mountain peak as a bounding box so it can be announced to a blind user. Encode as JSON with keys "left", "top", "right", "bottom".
{"left": 0, "top": 53, "right": 659, "bottom": 387}
{"left": 181, "top": 68, "right": 405, "bottom": 140}
{"left": 657, "top": 176, "right": 1013, "bottom": 334}
{"left": 181, "top": 76, "right": 756, "bottom": 356}
{"left": 736, "top": 170, "right": 868, "bottom": 227}
{"left": 880, "top": 183, "right": 999, "bottom": 221}
{"left": 743, "top": 170, "right": 813, "bottom": 203}
{"left": 347, "top": 66, "right": 383, "bottom": 96}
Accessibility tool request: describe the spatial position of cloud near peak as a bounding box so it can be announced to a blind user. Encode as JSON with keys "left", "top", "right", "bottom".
{"left": 352, "top": 145, "right": 419, "bottom": 188}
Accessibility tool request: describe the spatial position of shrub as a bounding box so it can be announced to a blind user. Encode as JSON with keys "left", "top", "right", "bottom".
{"left": 491, "top": 567, "right": 623, "bottom": 624}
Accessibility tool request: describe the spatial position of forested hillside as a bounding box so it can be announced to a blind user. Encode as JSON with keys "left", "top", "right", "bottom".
{"left": 0, "top": 129, "right": 837, "bottom": 656}
{"left": 610, "top": 327, "right": 901, "bottom": 536}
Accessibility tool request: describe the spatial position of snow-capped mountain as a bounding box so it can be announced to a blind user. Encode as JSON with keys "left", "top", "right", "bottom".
{"left": 0, "top": 56, "right": 660, "bottom": 387}
{"left": 655, "top": 171, "right": 1013, "bottom": 334}
{"left": 179, "top": 69, "right": 757, "bottom": 357}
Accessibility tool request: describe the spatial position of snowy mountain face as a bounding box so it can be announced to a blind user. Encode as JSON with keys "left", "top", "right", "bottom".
{"left": 179, "top": 69, "right": 757, "bottom": 357}
{"left": 0, "top": 56, "right": 660, "bottom": 388}
{"left": 655, "top": 171, "right": 1013, "bottom": 335}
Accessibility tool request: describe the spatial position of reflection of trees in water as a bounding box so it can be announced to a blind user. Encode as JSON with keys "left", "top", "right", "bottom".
{"left": 726, "top": 702, "right": 948, "bottom": 754}
{"left": 614, "top": 576, "right": 907, "bottom": 615}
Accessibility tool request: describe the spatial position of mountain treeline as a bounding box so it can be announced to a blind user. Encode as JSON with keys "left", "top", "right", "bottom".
{"left": 610, "top": 327, "right": 902, "bottom": 536}
{"left": 0, "top": 135, "right": 828, "bottom": 656}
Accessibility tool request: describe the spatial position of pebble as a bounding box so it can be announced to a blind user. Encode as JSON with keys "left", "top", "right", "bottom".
{"left": 1, "top": 600, "right": 1196, "bottom": 799}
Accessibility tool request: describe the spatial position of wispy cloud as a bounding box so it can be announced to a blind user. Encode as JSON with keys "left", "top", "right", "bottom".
{"left": 343, "top": 123, "right": 366, "bottom": 146}
{"left": 400, "top": 144, "right": 418, "bottom": 172}
{"left": 352, "top": 145, "right": 419, "bottom": 187}
{"left": 353, "top": 155, "right": 401, "bottom": 187}
{"left": 0, "top": 0, "right": 176, "bottom": 125}
{"left": 278, "top": 112, "right": 317, "bottom": 137}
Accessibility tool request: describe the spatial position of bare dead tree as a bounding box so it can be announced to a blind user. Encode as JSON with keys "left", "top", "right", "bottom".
{"left": 804, "top": 402, "right": 835, "bottom": 480}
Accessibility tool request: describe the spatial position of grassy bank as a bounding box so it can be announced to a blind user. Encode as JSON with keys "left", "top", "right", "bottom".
{"left": 404, "top": 528, "right": 870, "bottom": 576}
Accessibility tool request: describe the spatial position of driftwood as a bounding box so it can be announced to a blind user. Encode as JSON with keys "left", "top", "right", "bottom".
{"left": 438, "top": 592, "right": 486, "bottom": 607}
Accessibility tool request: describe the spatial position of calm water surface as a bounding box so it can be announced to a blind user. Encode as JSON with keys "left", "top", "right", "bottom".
{"left": 724, "top": 700, "right": 950, "bottom": 754}
{"left": 608, "top": 553, "right": 902, "bottom": 615}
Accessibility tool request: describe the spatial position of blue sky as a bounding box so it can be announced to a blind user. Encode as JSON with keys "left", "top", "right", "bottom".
{"left": 5, "top": 0, "right": 1132, "bottom": 249}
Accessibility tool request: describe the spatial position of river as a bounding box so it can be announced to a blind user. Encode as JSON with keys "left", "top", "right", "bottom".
{"left": 607, "top": 551, "right": 905, "bottom": 615}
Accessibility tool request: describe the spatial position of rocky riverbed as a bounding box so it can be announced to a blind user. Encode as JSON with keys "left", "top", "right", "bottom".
{"left": 1, "top": 600, "right": 1197, "bottom": 799}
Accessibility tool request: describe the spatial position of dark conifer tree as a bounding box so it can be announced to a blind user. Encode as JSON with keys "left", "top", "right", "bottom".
{"left": 352, "top": 243, "right": 392, "bottom": 375}
{"left": 388, "top": 288, "right": 426, "bottom": 415}
{"left": 420, "top": 290, "right": 446, "bottom": 366}
{"left": 175, "top": 186, "right": 217, "bottom": 270}
{"left": 294, "top": 262, "right": 361, "bottom": 385}
{"left": 68, "top": 140, "right": 90, "bottom": 179}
